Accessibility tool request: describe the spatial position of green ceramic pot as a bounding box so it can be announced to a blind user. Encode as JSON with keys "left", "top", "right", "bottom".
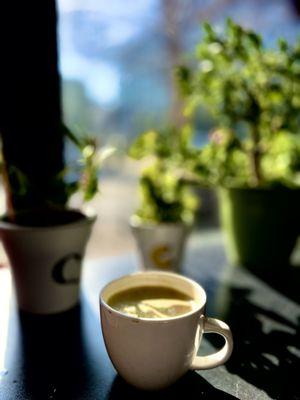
{"left": 218, "top": 187, "right": 300, "bottom": 271}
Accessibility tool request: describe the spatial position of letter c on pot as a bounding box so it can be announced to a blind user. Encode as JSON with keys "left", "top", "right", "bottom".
{"left": 52, "top": 253, "right": 82, "bottom": 284}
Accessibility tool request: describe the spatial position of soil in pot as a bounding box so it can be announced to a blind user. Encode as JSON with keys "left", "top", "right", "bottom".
{"left": 2, "top": 208, "right": 86, "bottom": 227}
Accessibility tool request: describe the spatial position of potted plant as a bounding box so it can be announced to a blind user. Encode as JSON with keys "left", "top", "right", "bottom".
{"left": 0, "top": 126, "right": 114, "bottom": 314}
{"left": 176, "top": 20, "right": 300, "bottom": 271}
{"left": 129, "top": 126, "right": 199, "bottom": 272}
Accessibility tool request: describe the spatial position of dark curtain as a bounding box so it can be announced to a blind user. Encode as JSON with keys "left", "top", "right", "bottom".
{"left": 0, "top": 0, "right": 64, "bottom": 212}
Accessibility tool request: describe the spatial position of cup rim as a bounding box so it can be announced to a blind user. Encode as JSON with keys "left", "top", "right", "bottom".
{"left": 100, "top": 271, "right": 206, "bottom": 323}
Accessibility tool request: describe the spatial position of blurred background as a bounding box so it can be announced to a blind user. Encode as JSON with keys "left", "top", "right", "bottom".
{"left": 57, "top": 0, "right": 300, "bottom": 258}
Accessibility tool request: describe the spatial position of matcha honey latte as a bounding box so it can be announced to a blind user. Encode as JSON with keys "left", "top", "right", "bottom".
{"left": 107, "top": 285, "right": 197, "bottom": 319}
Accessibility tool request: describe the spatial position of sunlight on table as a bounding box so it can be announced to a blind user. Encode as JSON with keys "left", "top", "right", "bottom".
{"left": 0, "top": 267, "right": 12, "bottom": 377}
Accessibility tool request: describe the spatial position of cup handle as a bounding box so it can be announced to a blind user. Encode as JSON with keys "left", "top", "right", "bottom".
{"left": 190, "top": 316, "right": 233, "bottom": 370}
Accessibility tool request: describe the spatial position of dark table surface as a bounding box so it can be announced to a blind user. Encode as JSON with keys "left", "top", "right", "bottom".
{"left": 0, "top": 231, "right": 299, "bottom": 400}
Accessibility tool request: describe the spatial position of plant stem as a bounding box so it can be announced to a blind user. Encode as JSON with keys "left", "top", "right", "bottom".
{"left": 249, "top": 125, "right": 262, "bottom": 187}
{"left": 62, "top": 124, "right": 82, "bottom": 148}
{"left": 161, "top": 0, "right": 186, "bottom": 128}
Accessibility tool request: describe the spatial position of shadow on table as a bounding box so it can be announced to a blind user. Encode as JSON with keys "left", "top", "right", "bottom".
{"left": 108, "top": 371, "right": 238, "bottom": 400}
{"left": 212, "top": 286, "right": 300, "bottom": 400}
{"left": 18, "top": 304, "right": 91, "bottom": 399}
{"left": 253, "top": 264, "right": 300, "bottom": 304}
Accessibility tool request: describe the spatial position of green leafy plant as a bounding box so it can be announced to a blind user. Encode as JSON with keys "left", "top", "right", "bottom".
{"left": 176, "top": 19, "right": 300, "bottom": 188}
{"left": 62, "top": 125, "right": 115, "bottom": 203}
{"left": 1, "top": 125, "right": 115, "bottom": 218}
{"left": 129, "top": 126, "right": 199, "bottom": 224}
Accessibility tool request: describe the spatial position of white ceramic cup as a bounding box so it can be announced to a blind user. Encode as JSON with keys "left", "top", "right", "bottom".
{"left": 100, "top": 271, "right": 233, "bottom": 390}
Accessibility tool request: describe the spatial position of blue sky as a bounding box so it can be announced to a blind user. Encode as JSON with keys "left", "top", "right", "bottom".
{"left": 57, "top": 0, "right": 300, "bottom": 108}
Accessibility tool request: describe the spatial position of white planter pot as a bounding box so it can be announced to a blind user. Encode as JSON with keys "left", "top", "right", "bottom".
{"left": 130, "top": 218, "right": 190, "bottom": 272}
{"left": 0, "top": 210, "right": 95, "bottom": 314}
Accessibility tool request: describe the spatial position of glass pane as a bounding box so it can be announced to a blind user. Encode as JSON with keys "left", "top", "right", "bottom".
{"left": 57, "top": 0, "right": 300, "bottom": 257}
